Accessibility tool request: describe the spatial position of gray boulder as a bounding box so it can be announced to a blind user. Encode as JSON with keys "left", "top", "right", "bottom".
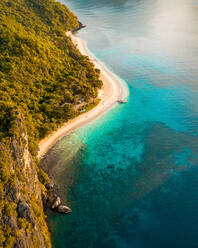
{"left": 57, "top": 205, "right": 72, "bottom": 214}
{"left": 52, "top": 196, "right": 61, "bottom": 209}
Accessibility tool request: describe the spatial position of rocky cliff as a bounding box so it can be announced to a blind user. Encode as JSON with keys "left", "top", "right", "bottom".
{"left": 0, "top": 110, "right": 51, "bottom": 247}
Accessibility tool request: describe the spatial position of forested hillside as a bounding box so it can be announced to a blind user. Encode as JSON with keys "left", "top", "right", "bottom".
{"left": 0, "top": 0, "right": 102, "bottom": 247}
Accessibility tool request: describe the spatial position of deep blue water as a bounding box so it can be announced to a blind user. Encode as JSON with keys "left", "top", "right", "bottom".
{"left": 42, "top": 0, "right": 198, "bottom": 247}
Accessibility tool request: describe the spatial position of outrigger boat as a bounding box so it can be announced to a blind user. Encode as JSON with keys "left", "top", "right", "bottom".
{"left": 117, "top": 99, "right": 127, "bottom": 104}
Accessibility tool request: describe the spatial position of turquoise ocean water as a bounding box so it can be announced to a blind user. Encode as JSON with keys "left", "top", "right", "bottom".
{"left": 41, "top": 0, "right": 198, "bottom": 247}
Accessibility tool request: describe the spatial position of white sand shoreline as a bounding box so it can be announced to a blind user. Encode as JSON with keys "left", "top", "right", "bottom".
{"left": 38, "top": 31, "right": 127, "bottom": 159}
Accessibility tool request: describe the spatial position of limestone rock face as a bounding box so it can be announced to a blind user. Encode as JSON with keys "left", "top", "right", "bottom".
{"left": 0, "top": 112, "right": 51, "bottom": 248}
{"left": 18, "top": 201, "right": 31, "bottom": 221}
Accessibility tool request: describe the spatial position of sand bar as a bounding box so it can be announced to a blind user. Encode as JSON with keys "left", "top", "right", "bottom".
{"left": 38, "top": 32, "right": 127, "bottom": 159}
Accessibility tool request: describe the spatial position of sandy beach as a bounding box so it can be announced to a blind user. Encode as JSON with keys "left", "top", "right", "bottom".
{"left": 38, "top": 31, "right": 126, "bottom": 159}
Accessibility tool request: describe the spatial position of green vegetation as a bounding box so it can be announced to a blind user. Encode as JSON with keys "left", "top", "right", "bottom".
{"left": 0, "top": 0, "right": 102, "bottom": 142}
{"left": 0, "top": 0, "right": 103, "bottom": 247}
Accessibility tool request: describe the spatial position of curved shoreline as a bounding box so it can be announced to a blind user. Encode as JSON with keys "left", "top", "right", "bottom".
{"left": 38, "top": 32, "right": 127, "bottom": 159}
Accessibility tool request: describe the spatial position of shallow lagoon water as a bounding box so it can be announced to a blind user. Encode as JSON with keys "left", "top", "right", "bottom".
{"left": 41, "top": 0, "right": 198, "bottom": 247}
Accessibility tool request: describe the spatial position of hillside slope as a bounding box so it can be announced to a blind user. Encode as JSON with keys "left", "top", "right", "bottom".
{"left": 0, "top": 0, "right": 102, "bottom": 247}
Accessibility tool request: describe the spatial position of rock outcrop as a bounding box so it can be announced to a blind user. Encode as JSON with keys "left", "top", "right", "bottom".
{"left": 72, "top": 21, "right": 86, "bottom": 32}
